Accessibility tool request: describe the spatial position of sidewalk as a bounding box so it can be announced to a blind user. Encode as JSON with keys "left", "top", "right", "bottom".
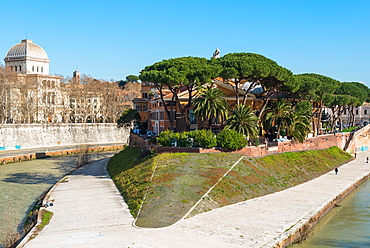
{"left": 19, "top": 152, "right": 370, "bottom": 248}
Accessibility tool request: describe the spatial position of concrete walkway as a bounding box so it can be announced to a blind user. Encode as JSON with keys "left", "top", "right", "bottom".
{"left": 19, "top": 152, "right": 370, "bottom": 248}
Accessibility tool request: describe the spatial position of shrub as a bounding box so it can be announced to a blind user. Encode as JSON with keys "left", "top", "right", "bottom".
{"left": 341, "top": 126, "right": 358, "bottom": 132}
{"left": 249, "top": 136, "right": 260, "bottom": 146}
{"left": 188, "top": 130, "right": 217, "bottom": 148}
{"left": 216, "top": 129, "right": 248, "bottom": 149}
{"left": 176, "top": 132, "right": 192, "bottom": 147}
{"left": 157, "top": 130, "right": 178, "bottom": 146}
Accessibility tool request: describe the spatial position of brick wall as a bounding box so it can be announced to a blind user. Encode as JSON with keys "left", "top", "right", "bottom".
{"left": 150, "top": 132, "right": 353, "bottom": 157}
{"left": 132, "top": 126, "right": 370, "bottom": 156}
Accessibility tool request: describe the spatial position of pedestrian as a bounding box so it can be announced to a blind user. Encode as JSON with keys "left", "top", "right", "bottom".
{"left": 335, "top": 168, "right": 338, "bottom": 175}
{"left": 367, "top": 157, "right": 369, "bottom": 163}
{"left": 355, "top": 152, "right": 357, "bottom": 158}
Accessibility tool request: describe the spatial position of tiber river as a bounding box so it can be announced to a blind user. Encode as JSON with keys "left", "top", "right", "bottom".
{"left": 290, "top": 178, "right": 370, "bottom": 247}
{"left": 0, "top": 151, "right": 118, "bottom": 247}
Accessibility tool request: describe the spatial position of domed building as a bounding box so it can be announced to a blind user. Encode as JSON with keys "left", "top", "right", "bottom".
{"left": 4, "top": 39, "right": 50, "bottom": 75}
{"left": 1, "top": 39, "right": 69, "bottom": 123}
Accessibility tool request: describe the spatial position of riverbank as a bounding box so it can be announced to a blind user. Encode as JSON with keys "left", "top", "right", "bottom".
{"left": 0, "top": 147, "right": 123, "bottom": 248}
{"left": 19, "top": 151, "right": 369, "bottom": 248}
{"left": 0, "top": 143, "right": 125, "bottom": 164}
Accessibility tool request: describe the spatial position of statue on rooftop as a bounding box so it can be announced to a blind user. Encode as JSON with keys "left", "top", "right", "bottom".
{"left": 213, "top": 47, "right": 220, "bottom": 59}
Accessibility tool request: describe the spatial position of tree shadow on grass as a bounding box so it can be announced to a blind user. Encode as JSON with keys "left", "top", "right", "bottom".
{"left": 2, "top": 172, "right": 60, "bottom": 184}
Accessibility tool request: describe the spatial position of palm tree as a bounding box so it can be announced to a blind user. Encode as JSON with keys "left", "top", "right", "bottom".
{"left": 193, "top": 87, "right": 229, "bottom": 131}
{"left": 286, "top": 101, "right": 312, "bottom": 142}
{"left": 225, "top": 104, "right": 259, "bottom": 139}
{"left": 262, "top": 97, "right": 292, "bottom": 139}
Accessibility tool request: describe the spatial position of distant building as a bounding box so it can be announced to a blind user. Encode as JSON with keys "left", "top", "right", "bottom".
{"left": 2, "top": 39, "right": 68, "bottom": 123}
{"left": 338, "top": 103, "right": 370, "bottom": 127}
{"left": 1, "top": 39, "right": 131, "bottom": 124}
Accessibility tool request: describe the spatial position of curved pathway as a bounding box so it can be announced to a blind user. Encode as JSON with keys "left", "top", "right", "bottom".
{"left": 19, "top": 152, "right": 370, "bottom": 248}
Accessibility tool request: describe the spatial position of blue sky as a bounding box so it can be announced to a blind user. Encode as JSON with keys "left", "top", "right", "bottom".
{"left": 1, "top": 0, "right": 369, "bottom": 85}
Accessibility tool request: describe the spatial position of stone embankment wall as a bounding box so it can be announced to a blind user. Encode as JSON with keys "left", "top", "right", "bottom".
{"left": 0, "top": 144, "right": 125, "bottom": 164}
{"left": 0, "top": 123, "right": 130, "bottom": 150}
{"left": 344, "top": 124, "right": 370, "bottom": 153}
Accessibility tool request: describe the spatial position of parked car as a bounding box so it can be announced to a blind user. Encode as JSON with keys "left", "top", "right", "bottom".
{"left": 147, "top": 131, "right": 156, "bottom": 138}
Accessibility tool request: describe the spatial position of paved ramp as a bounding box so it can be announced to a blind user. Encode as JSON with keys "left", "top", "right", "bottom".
{"left": 20, "top": 153, "right": 370, "bottom": 248}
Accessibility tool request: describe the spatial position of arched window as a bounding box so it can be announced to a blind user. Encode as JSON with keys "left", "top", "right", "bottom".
{"left": 41, "top": 67, "right": 43, "bottom": 73}
{"left": 19, "top": 66, "right": 22, "bottom": 72}
{"left": 10, "top": 66, "right": 13, "bottom": 71}
{"left": 32, "top": 66, "right": 34, "bottom": 72}
{"left": 37, "top": 67, "right": 39, "bottom": 72}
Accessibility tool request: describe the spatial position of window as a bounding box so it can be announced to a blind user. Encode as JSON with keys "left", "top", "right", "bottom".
{"left": 143, "top": 105, "right": 148, "bottom": 111}
{"left": 160, "top": 112, "right": 164, "bottom": 120}
{"left": 344, "top": 110, "right": 347, "bottom": 115}
{"left": 143, "top": 93, "right": 148, "bottom": 98}
{"left": 37, "top": 67, "right": 39, "bottom": 72}
{"left": 32, "top": 66, "right": 34, "bottom": 72}
{"left": 356, "top": 109, "right": 359, "bottom": 115}
{"left": 365, "top": 110, "right": 368, "bottom": 115}
{"left": 189, "top": 109, "right": 197, "bottom": 124}
{"left": 136, "top": 105, "right": 142, "bottom": 112}
{"left": 15, "top": 66, "right": 17, "bottom": 72}
{"left": 19, "top": 66, "right": 22, "bottom": 72}
{"left": 41, "top": 67, "right": 43, "bottom": 73}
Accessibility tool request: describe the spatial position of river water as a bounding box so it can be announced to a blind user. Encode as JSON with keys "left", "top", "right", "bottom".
{"left": 290, "top": 178, "right": 370, "bottom": 247}
{"left": 0, "top": 151, "right": 118, "bottom": 246}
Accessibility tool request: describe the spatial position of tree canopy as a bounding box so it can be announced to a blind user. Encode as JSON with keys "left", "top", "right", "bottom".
{"left": 215, "top": 53, "right": 295, "bottom": 104}
{"left": 117, "top": 109, "right": 141, "bottom": 128}
{"left": 138, "top": 52, "right": 370, "bottom": 143}
{"left": 140, "top": 56, "right": 219, "bottom": 131}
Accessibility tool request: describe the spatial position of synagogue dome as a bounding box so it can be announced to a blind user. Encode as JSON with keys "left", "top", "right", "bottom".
{"left": 5, "top": 39, "right": 49, "bottom": 62}
{"left": 4, "top": 39, "right": 50, "bottom": 75}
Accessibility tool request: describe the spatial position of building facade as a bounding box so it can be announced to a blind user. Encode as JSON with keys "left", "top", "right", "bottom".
{"left": 337, "top": 103, "right": 370, "bottom": 127}
{"left": 2, "top": 39, "right": 69, "bottom": 123}
{"left": 1, "top": 39, "right": 134, "bottom": 124}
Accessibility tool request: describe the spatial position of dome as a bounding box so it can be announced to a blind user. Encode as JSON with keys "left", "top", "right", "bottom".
{"left": 5, "top": 39, "right": 49, "bottom": 61}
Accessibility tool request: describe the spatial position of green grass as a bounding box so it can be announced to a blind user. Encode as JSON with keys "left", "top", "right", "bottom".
{"left": 107, "top": 146, "right": 352, "bottom": 228}
{"left": 37, "top": 210, "right": 53, "bottom": 231}
{"left": 106, "top": 147, "right": 155, "bottom": 217}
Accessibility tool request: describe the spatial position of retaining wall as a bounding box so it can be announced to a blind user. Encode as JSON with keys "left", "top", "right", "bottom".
{"left": 0, "top": 144, "right": 125, "bottom": 164}
{"left": 0, "top": 123, "right": 130, "bottom": 150}
{"left": 150, "top": 132, "right": 353, "bottom": 157}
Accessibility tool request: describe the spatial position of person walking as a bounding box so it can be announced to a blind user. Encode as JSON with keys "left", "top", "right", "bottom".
{"left": 367, "top": 157, "right": 369, "bottom": 163}
{"left": 335, "top": 168, "right": 338, "bottom": 175}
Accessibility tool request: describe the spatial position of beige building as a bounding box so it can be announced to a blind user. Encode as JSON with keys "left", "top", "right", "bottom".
{"left": 340, "top": 103, "right": 370, "bottom": 127}
{"left": 2, "top": 39, "right": 69, "bottom": 123}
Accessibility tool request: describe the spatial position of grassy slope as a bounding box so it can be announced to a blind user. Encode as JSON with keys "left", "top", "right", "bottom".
{"left": 107, "top": 146, "right": 352, "bottom": 228}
